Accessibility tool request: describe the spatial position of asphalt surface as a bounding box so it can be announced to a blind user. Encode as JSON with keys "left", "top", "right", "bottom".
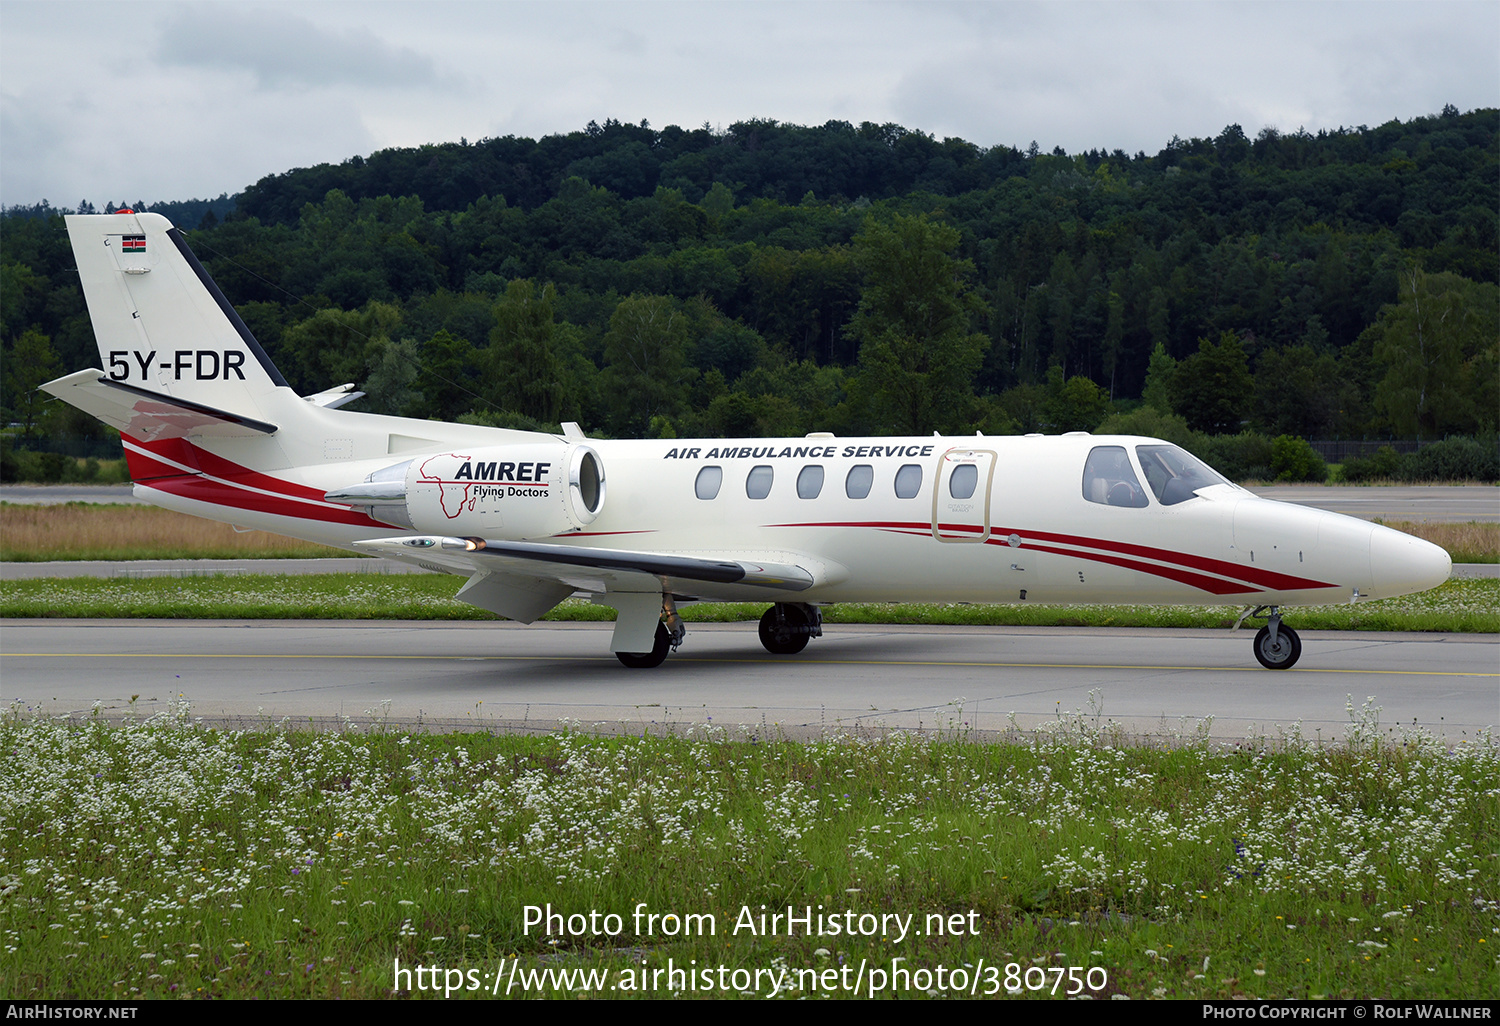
{"left": 0, "top": 484, "right": 143, "bottom": 504}
{"left": 4, "top": 619, "right": 1495, "bottom": 742}
{"left": 1247, "top": 484, "right": 1499, "bottom": 523}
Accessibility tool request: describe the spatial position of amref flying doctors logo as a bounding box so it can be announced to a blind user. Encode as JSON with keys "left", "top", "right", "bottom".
{"left": 418, "top": 454, "right": 552, "bottom": 519}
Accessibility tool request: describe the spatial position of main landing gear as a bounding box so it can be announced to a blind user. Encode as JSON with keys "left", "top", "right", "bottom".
{"left": 616, "top": 622, "right": 674, "bottom": 669}
{"left": 615, "top": 599, "right": 825, "bottom": 667}
{"left": 1237, "top": 605, "right": 1302, "bottom": 670}
{"left": 616, "top": 596, "right": 685, "bottom": 669}
{"left": 758, "top": 603, "right": 823, "bottom": 655}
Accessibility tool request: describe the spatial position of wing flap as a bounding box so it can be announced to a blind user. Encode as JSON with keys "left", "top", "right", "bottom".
{"left": 353, "top": 535, "right": 831, "bottom": 603}
{"left": 455, "top": 571, "right": 575, "bottom": 624}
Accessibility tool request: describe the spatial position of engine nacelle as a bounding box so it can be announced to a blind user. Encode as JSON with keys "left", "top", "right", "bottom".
{"left": 406, "top": 443, "right": 605, "bottom": 538}
{"left": 328, "top": 443, "right": 605, "bottom": 539}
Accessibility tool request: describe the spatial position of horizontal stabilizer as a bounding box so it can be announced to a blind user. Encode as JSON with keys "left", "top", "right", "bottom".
{"left": 40, "top": 370, "right": 278, "bottom": 439}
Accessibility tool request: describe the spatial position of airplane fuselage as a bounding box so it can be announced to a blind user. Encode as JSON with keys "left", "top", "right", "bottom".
{"left": 119, "top": 415, "right": 1443, "bottom": 611}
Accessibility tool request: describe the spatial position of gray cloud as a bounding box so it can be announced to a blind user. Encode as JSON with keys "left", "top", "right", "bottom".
{"left": 154, "top": 5, "right": 446, "bottom": 90}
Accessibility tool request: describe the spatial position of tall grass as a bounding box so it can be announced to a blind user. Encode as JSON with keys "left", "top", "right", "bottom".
{"left": 1377, "top": 521, "right": 1498, "bottom": 564}
{"left": 0, "top": 503, "right": 347, "bottom": 561}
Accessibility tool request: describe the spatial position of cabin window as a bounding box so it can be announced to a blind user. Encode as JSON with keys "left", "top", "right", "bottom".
{"left": 746, "top": 464, "right": 774, "bottom": 499}
{"left": 694, "top": 466, "right": 722, "bottom": 500}
{"left": 845, "top": 464, "right": 873, "bottom": 499}
{"left": 1082, "top": 446, "right": 1148, "bottom": 508}
{"left": 796, "top": 465, "right": 824, "bottom": 499}
{"left": 949, "top": 463, "right": 978, "bottom": 499}
{"left": 894, "top": 464, "right": 922, "bottom": 499}
{"left": 1136, "top": 444, "right": 1230, "bottom": 505}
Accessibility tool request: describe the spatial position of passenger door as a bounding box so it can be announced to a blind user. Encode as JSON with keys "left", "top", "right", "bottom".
{"left": 931, "top": 448, "right": 996, "bottom": 543}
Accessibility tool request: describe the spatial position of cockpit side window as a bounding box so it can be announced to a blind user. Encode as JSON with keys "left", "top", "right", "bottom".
{"left": 1136, "top": 444, "right": 1231, "bottom": 505}
{"left": 1082, "top": 446, "right": 1148, "bottom": 508}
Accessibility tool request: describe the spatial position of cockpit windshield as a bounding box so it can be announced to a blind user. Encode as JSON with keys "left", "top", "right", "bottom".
{"left": 1135, "top": 444, "right": 1232, "bottom": 505}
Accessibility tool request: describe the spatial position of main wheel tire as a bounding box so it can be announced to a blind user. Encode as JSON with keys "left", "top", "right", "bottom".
{"left": 616, "top": 622, "right": 671, "bottom": 669}
{"left": 1253, "top": 623, "right": 1302, "bottom": 670}
{"left": 758, "top": 605, "right": 810, "bottom": 655}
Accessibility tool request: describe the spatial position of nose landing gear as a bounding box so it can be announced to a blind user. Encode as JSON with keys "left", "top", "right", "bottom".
{"left": 1238, "top": 605, "right": 1302, "bottom": 670}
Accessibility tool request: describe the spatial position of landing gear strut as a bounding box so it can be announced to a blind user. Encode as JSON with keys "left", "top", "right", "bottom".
{"left": 1240, "top": 605, "right": 1302, "bottom": 670}
{"left": 758, "top": 603, "right": 823, "bottom": 655}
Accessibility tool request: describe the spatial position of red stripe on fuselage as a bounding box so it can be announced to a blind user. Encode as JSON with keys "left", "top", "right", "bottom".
{"left": 123, "top": 444, "right": 196, "bottom": 483}
{"left": 124, "top": 434, "right": 385, "bottom": 528}
{"left": 992, "top": 525, "right": 1334, "bottom": 592}
{"left": 766, "top": 520, "right": 1334, "bottom": 593}
{"left": 140, "top": 474, "right": 386, "bottom": 527}
{"left": 1014, "top": 541, "right": 1259, "bottom": 595}
{"left": 128, "top": 435, "right": 332, "bottom": 503}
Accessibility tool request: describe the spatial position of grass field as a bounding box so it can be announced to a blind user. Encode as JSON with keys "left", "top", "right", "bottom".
{"left": 0, "top": 503, "right": 347, "bottom": 561}
{"left": 2, "top": 504, "right": 1496, "bottom": 563}
{"left": 1374, "top": 520, "right": 1498, "bottom": 564}
{"left": 1, "top": 574, "right": 1496, "bottom": 633}
{"left": 1, "top": 703, "right": 1493, "bottom": 1000}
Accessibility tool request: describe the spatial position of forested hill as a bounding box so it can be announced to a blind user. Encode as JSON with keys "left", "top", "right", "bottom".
{"left": 233, "top": 112, "right": 1495, "bottom": 238}
{"left": 3, "top": 107, "right": 1496, "bottom": 460}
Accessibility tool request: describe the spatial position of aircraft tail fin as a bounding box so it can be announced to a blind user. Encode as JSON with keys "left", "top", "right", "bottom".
{"left": 65, "top": 212, "right": 290, "bottom": 419}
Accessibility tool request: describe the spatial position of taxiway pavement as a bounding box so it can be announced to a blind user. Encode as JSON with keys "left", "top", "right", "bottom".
{"left": 4, "top": 619, "right": 1494, "bottom": 742}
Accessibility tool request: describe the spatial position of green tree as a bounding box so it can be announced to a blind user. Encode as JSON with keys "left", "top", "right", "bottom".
{"left": 2, "top": 327, "right": 62, "bottom": 437}
{"left": 1170, "top": 331, "right": 1254, "bottom": 434}
{"left": 847, "top": 214, "right": 987, "bottom": 434}
{"left": 1252, "top": 344, "right": 1352, "bottom": 438}
{"left": 1140, "top": 342, "right": 1177, "bottom": 412}
{"left": 280, "top": 303, "right": 403, "bottom": 393}
{"left": 1371, "top": 268, "right": 1499, "bottom": 437}
{"left": 488, "top": 280, "right": 574, "bottom": 424}
{"left": 601, "top": 294, "right": 692, "bottom": 435}
{"left": 1043, "top": 367, "right": 1111, "bottom": 432}
{"left": 362, "top": 336, "right": 422, "bottom": 417}
{"left": 700, "top": 181, "right": 735, "bottom": 226}
{"left": 410, "top": 328, "right": 480, "bottom": 421}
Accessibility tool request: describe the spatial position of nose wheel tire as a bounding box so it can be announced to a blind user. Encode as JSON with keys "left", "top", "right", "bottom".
{"left": 759, "top": 605, "right": 811, "bottom": 655}
{"left": 1253, "top": 623, "right": 1302, "bottom": 670}
{"left": 617, "top": 622, "right": 672, "bottom": 669}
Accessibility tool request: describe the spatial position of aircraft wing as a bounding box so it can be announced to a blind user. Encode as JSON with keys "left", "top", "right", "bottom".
{"left": 353, "top": 534, "right": 828, "bottom": 622}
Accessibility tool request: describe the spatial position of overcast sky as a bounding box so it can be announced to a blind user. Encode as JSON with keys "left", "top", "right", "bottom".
{"left": 2, "top": 0, "right": 1496, "bottom": 208}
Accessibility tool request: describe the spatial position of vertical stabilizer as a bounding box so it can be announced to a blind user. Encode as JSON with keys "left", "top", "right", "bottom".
{"left": 65, "top": 212, "right": 289, "bottom": 420}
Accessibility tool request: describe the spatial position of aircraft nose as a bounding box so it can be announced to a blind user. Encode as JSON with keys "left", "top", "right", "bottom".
{"left": 1368, "top": 525, "right": 1451, "bottom": 598}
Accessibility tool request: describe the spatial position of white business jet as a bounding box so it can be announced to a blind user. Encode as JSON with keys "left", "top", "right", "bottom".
{"left": 41, "top": 213, "right": 1451, "bottom": 669}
